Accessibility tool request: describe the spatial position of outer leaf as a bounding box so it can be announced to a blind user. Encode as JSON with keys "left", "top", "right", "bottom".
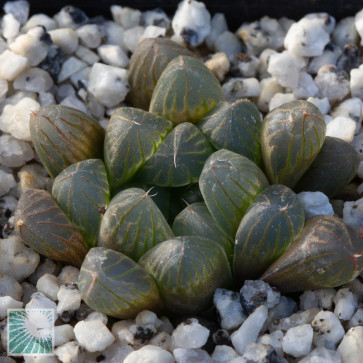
{"left": 233, "top": 184, "right": 305, "bottom": 283}
{"left": 98, "top": 188, "right": 174, "bottom": 261}
{"left": 199, "top": 149, "right": 269, "bottom": 237}
{"left": 198, "top": 98, "right": 263, "bottom": 167}
{"left": 14, "top": 189, "right": 89, "bottom": 267}
{"left": 294, "top": 136, "right": 360, "bottom": 198}
{"left": 149, "top": 55, "right": 225, "bottom": 125}
{"left": 261, "top": 100, "right": 326, "bottom": 188}
{"left": 30, "top": 105, "right": 105, "bottom": 178}
{"left": 128, "top": 38, "right": 195, "bottom": 110}
{"left": 52, "top": 159, "right": 110, "bottom": 248}
{"left": 139, "top": 236, "right": 232, "bottom": 315}
{"left": 261, "top": 215, "right": 363, "bottom": 292}
{"left": 136, "top": 122, "right": 214, "bottom": 187}
{"left": 172, "top": 202, "right": 234, "bottom": 262}
{"left": 104, "top": 107, "right": 173, "bottom": 190}
{"left": 78, "top": 247, "right": 163, "bottom": 319}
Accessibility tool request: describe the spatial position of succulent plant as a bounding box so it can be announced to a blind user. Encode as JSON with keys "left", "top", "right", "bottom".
{"left": 14, "top": 189, "right": 89, "bottom": 267}
{"left": 294, "top": 136, "right": 360, "bottom": 198}
{"left": 128, "top": 37, "right": 195, "bottom": 110}
{"left": 198, "top": 98, "right": 263, "bottom": 167}
{"left": 98, "top": 188, "right": 173, "bottom": 261}
{"left": 261, "top": 100, "right": 326, "bottom": 188}
{"left": 78, "top": 247, "right": 163, "bottom": 319}
{"left": 30, "top": 105, "right": 105, "bottom": 178}
{"left": 52, "top": 159, "right": 110, "bottom": 248}
{"left": 199, "top": 149, "right": 269, "bottom": 237}
{"left": 233, "top": 184, "right": 305, "bottom": 282}
{"left": 261, "top": 215, "right": 363, "bottom": 292}
{"left": 149, "top": 55, "right": 225, "bottom": 125}
{"left": 139, "top": 236, "right": 232, "bottom": 315}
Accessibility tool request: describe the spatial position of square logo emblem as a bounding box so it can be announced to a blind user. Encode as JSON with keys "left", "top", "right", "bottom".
{"left": 7, "top": 309, "right": 54, "bottom": 356}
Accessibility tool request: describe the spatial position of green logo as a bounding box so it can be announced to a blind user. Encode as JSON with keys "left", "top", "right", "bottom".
{"left": 7, "top": 309, "right": 54, "bottom": 356}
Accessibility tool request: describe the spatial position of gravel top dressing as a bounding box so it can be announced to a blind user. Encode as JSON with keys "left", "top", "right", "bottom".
{"left": 0, "top": 0, "right": 363, "bottom": 362}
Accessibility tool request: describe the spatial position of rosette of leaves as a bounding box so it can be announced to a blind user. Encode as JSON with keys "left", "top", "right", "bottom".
{"left": 294, "top": 136, "right": 360, "bottom": 198}
{"left": 98, "top": 188, "right": 174, "bottom": 261}
{"left": 128, "top": 37, "right": 195, "bottom": 110}
{"left": 261, "top": 100, "right": 326, "bottom": 188}
{"left": 199, "top": 149, "right": 269, "bottom": 237}
{"left": 30, "top": 105, "right": 105, "bottom": 178}
{"left": 198, "top": 98, "right": 263, "bottom": 167}
{"left": 139, "top": 236, "right": 232, "bottom": 314}
{"left": 233, "top": 184, "right": 305, "bottom": 282}
{"left": 14, "top": 189, "right": 89, "bottom": 267}
{"left": 261, "top": 215, "right": 363, "bottom": 292}
{"left": 149, "top": 55, "right": 225, "bottom": 125}
{"left": 52, "top": 159, "right": 110, "bottom": 248}
{"left": 78, "top": 247, "right": 163, "bottom": 319}
{"left": 172, "top": 202, "right": 234, "bottom": 262}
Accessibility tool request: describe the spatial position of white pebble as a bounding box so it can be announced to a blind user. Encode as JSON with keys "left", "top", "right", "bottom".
{"left": 14, "top": 67, "right": 54, "bottom": 93}
{"left": 0, "top": 50, "right": 27, "bottom": 81}
{"left": 54, "top": 324, "right": 75, "bottom": 347}
{"left": 36, "top": 273, "right": 60, "bottom": 301}
{"left": 142, "top": 9, "right": 170, "bottom": 29}
{"left": 204, "top": 52, "right": 230, "bottom": 82}
{"left": 60, "top": 95, "right": 88, "bottom": 114}
{"left": 141, "top": 25, "right": 167, "bottom": 39}
{"left": 0, "top": 274, "right": 22, "bottom": 300}
{"left": 54, "top": 341, "right": 86, "bottom": 362}
{"left": 57, "top": 56, "right": 87, "bottom": 83}
{"left": 57, "top": 285, "right": 82, "bottom": 315}
{"left": 17, "top": 163, "right": 51, "bottom": 194}
{"left": 234, "top": 54, "right": 259, "bottom": 78}
{"left": 87, "top": 62, "right": 129, "bottom": 108}
{"left": 111, "top": 5, "right": 141, "bottom": 29}
{"left": 85, "top": 311, "right": 108, "bottom": 325}
{"left": 0, "top": 296, "right": 23, "bottom": 319}
{"left": 355, "top": 9, "right": 363, "bottom": 45}
{"left": 76, "top": 24, "right": 102, "bottom": 49}
{"left": 282, "top": 324, "right": 313, "bottom": 358}
{"left": 348, "top": 306, "right": 363, "bottom": 329}
{"left": 135, "top": 310, "right": 158, "bottom": 327}
{"left": 269, "top": 93, "right": 297, "bottom": 111}
{"left": 0, "top": 97, "right": 40, "bottom": 141}
{"left": 101, "top": 20, "right": 127, "bottom": 50}
{"left": 75, "top": 45, "right": 100, "bottom": 65}
{"left": 267, "top": 51, "right": 305, "bottom": 89}
{"left": 337, "top": 326, "right": 363, "bottom": 363}
{"left": 58, "top": 266, "right": 80, "bottom": 285}
{"left": 350, "top": 65, "right": 363, "bottom": 99}
{"left": 4, "top": 0, "right": 29, "bottom": 25}
{"left": 257, "top": 330, "right": 284, "bottom": 357}
{"left": 214, "top": 31, "right": 243, "bottom": 57}
{"left": 299, "top": 288, "right": 336, "bottom": 310}
{"left": 331, "top": 97, "right": 362, "bottom": 134}
{"left": 123, "top": 26, "right": 145, "bottom": 53}
{"left": 213, "top": 288, "right": 246, "bottom": 331}
{"left": 25, "top": 292, "right": 57, "bottom": 322}
{"left": 333, "top": 16, "right": 358, "bottom": 48}
{"left": 312, "top": 310, "right": 345, "bottom": 349}
{"left": 172, "top": 0, "right": 211, "bottom": 47}
{"left": 29, "top": 258, "right": 59, "bottom": 285}
{"left": 257, "top": 48, "right": 277, "bottom": 79}
{"left": 149, "top": 332, "right": 172, "bottom": 351}
{"left": 205, "top": 13, "right": 228, "bottom": 50}
{"left": 0, "top": 134, "right": 34, "bottom": 167}
{"left": 74, "top": 319, "right": 115, "bottom": 352}
{"left": 326, "top": 116, "right": 356, "bottom": 142}
{"left": 172, "top": 318, "right": 209, "bottom": 349}
{"left": 257, "top": 77, "right": 283, "bottom": 113}
{"left": 22, "top": 13, "right": 57, "bottom": 32}
{"left": 102, "top": 343, "right": 134, "bottom": 363}
{"left": 125, "top": 345, "right": 174, "bottom": 363}
{"left": 211, "top": 345, "right": 239, "bottom": 362}
{"left": 293, "top": 72, "right": 318, "bottom": 99}
{"left": 0, "top": 236, "right": 39, "bottom": 279}
{"left": 334, "top": 287, "right": 359, "bottom": 321}
{"left": 299, "top": 346, "right": 342, "bottom": 363}
{"left": 0, "top": 169, "right": 16, "bottom": 197}
{"left": 2, "top": 13, "right": 20, "bottom": 39}
{"left": 284, "top": 17, "right": 330, "bottom": 56}
{"left": 308, "top": 45, "right": 342, "bottom": 75}
{"left": 173, "top": 347, "right": 213, "bottom": 363}
{"left": 38, "top": 91, "right": 56, "bottom": 106}
{"left": 231, "top": 305, "right": 268, "bottom": 355}
{"left": 49, "top": 28, "right": 79, "bottom": 54}
{"left": 222, "top": 77, "right": 260, "bottom": 99}
{"left": 297, "top": 191, "right": 334, "bottom": 219}
{"left": 306, "top": 97, "right": 331, "bottom": 114}
{"left": 97, "top": 44, "right": 129, "bottom": 68}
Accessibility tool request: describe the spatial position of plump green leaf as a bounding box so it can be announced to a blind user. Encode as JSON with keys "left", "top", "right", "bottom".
{"left": 199, "top": 149, "right": 269, "bottom": 237}
{"left": 198, "top": 99, "right": 263, "bottom": 167}
{"left": 104, "top": 107, "right": 173, "bottom": 190}
{"left": 135, "top": 122, "right": 214, "bottom": 187}
{"left": 149, "top": 55, "right": 225, "bottom": 125}
{"left": 98, "top": 188, "right": 174, "bottom": 261}
{"left": 261, "top": 215, "right": 363, "bottom": 292}
{"left": 139, "top": 236, "right": 232, "bottom": 315}
{"left": 78, "top": 247, "right": 163, "bottom": 319}
{"left": 14, "top": 189, "right": 89, "bottom": 267}
{"left": 52, "top": 159, "right": 110, "bottom": 248}
{"left": 261, "top": 100, "right": 326, "bottom": 188}
{"left": 172, "top": 202, "right": 234, "bottom": 262}
{"left": 128, "top": 38, "right": 195, "bottom": 110}
{"left": 233, "top": 184, "right": 305, "bottom": 284}
{"left": 294, "top": 136, "right": 360, "bottom": 198}
{"left": 30, "top": 105, "right": 105, "bottom": 178}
